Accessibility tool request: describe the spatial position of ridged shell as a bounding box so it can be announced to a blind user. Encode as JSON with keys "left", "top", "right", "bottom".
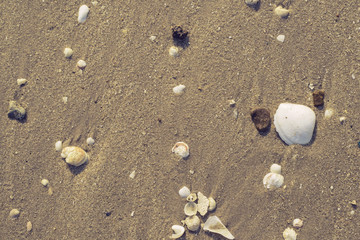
{"left": 197, "top": 192, "right": 209, "bottom": 216}
{"left": 184, "top": 202, "right": 197, "bottom": 216}
{"left": 61, "top": 146, "right": 88, "bottom": 166}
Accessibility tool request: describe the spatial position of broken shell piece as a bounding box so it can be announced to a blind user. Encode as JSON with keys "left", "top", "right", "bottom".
{"left": 169, "top": 46, "right": 179, "bottom": 57}
{"left": 55, "top": 141, "right": 62, "bottom": 151}
{"left": 187, "top": 193, "right": 197, "bottom": 202}
{"left": 275, "top": 6, "right": 290, "bottom": 18}
{"left": 170, "top": 225, "right": 185, "bottom": 239}
{"left": 203, "top": 216, "right": 235, "bottom": 240}
{"left": 245, "top": 0, "right": 259, "bottom": 6}
{"left": 270, "top": 164, "right": 281, "bottom": 174}
{"left": 172, "top": 142, "right": 189, "bottom": 158}
{"left": 61, "top": 146, "right": 89, "bottom": 166}
{"left": 17, "top": 78, "right": 27, "bottom": 86}
{"left": 41, "top": 179, "right": 49, "bottom": 187}
{"left": 208, "top": 197, "right": 217, "bottom": 211}
{"left": 9, "top": 209, "right": 20, "bottom": 218}
{"left": 86, "top": 137, "right": 95, "bottom": 145}
{"left": 64, "top": 48, "right": 73, "bottom": 58}
{"left": 77, "top": 60, "right": 87, "bottom": 69}
{"left": 283, "top": 227, "right": 297, "bottom": 240}
{"left": 324, "top": 109, "right": 334, "bottom": 119}
{"left": 263, "top": 173, "right": 284, "bottom": 190}
{"left": 173, "top": 84, "right": 186, "bottom": 95}
{"left": 197, "top": 192, "right": 209, "bottom": 216}
{"left": 184, "top": 202, "right": 198, "bottom": 216}
{"left": 182, "top": 215, "right": 200, "bottom": 232}
{"left": 179, "top": 186, "right": 191, "bottom": 198}
{"left": 292, "top": 218, "right": 303, "bottom": 228}
{"left": 277, "top": 34, "right": 285, "bottom": 43}
{"left": 78, "top": 5, "right": 89, "bottom": 23}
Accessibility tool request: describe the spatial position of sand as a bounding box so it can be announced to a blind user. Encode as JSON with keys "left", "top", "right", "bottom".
{"left": 1, "top": 1, "right": 359, "bottom": 239}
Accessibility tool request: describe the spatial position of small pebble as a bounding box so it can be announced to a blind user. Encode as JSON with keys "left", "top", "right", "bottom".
{"left": 339, "top": 116, "right": 346, "bottom": 124}
{"left": 173, "top": 84, "right": 186, "bottom": 95}
{"left": 27, "top": 221, "right": 32, "bottom": 232}
{"left": 308, "top": 83, "right": 315, "bottom": 90}
{"left": 129, "top": 170, "right": 136, "bottom": 179}
{"left": 277, "top": 34, "right": 285, "bottom": 43}
{"left": 8, "top": 101, "right": 26, "bottom": 121}
{"left": 17, "top": 78, "right": 27, "bottom": 86}
{"left": 228, "top": 99, "right": 236, "bottom": 107}
{"left": 169, "top": 46, "right": 179, "bottom": 57}
{"left": 324, "top": 108, "right": 334, "bottom": 118}
{"left": 130, "top": 211, "right": 135, "bottom": 217}
{"left": 313, "top": 90, "right": 325, "bottom": 106}
{"left": 86, "top": 137, "right": 95, "bottom": 145}
{"left": 270, "top": 164, "right": 282, "bottom": 174}
{"left": 250, "top": 108, "right": 271, "bottom": 132}
{"left": 63, "top": 48, "right": 73, "bottom": 58}
{"left": 77, "top": 60, "right": 87, "bottom": 69}
{"left": 292, "top": 218, "right": 303, "bottom": 228}
{"left": 78, "top": 5, "right": 89, "bottom": 23}
{"left": 41, "top": 179, "right": 49, "bottom": 187}
{"left": 9, "top": 209, "right": 20, "bottom": 218}
{"left": 275, "top": 6, "right": 290, "bottom": 18}
{"left": 351, "top": 73, "right": 356, "bottom": 79}
{"left": 149, "top": 35, "right": 156, "bottom": 41}
{"left": 62, "top": 97, "right": 68, "bottom": 104}
{"left": 55, "top": 141, "right": 62, "bottom": 151}
{"left": 245, "top": 0, "right": 259, "bottom": 6}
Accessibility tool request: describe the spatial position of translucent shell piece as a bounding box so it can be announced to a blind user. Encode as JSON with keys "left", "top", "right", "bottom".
{"left": 263, "top": 172, "right": 284, "bottom": 190}
{"left": 61, "top": 146, "right": 89, "bottom": 166}
{"left": 184, "top": 202, "right": 198, "bottom": 216}
{"left": 182, "top": 215, "right": 200, "bottom": 232}
{"left": 172, "top": 142, "right": 189, "bottom": 158}
{"left": 170, "top": 225, "right": 185, "bottom": 239}
{"left": 203, "top": 216, "right": 235, "bottom": 240}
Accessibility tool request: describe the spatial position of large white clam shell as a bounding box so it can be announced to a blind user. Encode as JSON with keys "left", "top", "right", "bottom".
{"left": 274, "top": 103, "right": 316, "bottom": 145}
{"left": 179, "top": 186, "right": 191, "bottom": 198}
{"left": 170, "top": 225, "right": 185, "bottom": 239}
{"left": 263, "top": 172, "right": 284, "bottom": 190}
{"left": 61, "top": 146, "right": 89, "bottom": 166}
{"left": 184, "top": 202, "right": 198, "bottom": 216}
{"left": 203, "top": 216, "right": 235, "bottom": 240}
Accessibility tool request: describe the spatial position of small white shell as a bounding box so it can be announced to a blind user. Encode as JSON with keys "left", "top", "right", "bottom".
{"left": 179, "top": 186, "right": 191, "bottom": 198}
{"left": 86, "top": 137, "right": 95, "bottom": 145}
{"left": 245, "top": 0, "right": 259, "bottom": 6}
{"left": 9, "top": 209, "right": 20, "bottom": 218}
{"left": 61, "top": 146, "right": 89, "bottom": 166}
{"left": 277, "top": 34, "right": 285, "bottom": 43}
{"left": 283, "top": 227, "right": 297, "bottom": 240}
{"left": 55, "top": 141, "right": 62, "bottom": 151}
{"left": 184, "top": 202, "right": 198, "bottom": 216}
{"left": 263, "top": 173, "right": 284, "bottom": 190}
{"left": 275, "top": 6, "right": 290, "bottom": 18}
{"left": 270, "top": 164, "right": 282, "bottom": 174}
{"left": 169, "top": 46, "right": 179, "bottom": 57}
{"left": 182, "top": 215, "right": 200, "bottom": 232}
{"left": 274, "top": 103, "right": 316, "bottom": 145}
{"left": 208, "top": 197, "right": 217, "bottom": 211}
{"left": 63, "top": 48, "right": 73, "bottom": 58}
{"left": 129, "top": 170, "right": 136, "bottom": 179}
{"left": 172, "top": 142, "right": 189, "bottom": 158}
{"left": 26, "top": 221, "right": 32, "bottom": 232}
{"left": 197, "top": 192, "right": 209, "bottom": 216}
{"left": 324, "top": 108, "right": 334, "bottom": 119}
{"left": 203, "top": 216, "right": 235, "bottom": 240}
{"left": 41, "top": 179, "right": 49, "bottom": 187}
{"left": 170, "top": 225, "right": 185, "bottom": 239}
{"left": 292, "top": 218, "right": 303, "bottom": 228}
{"left": 173, "top": 84, "right": 186, "bottom": 95}
{"left": 77, "top": 60, "right": 87, "bottom": 69}
{"left": 17, "top": 78, "right": 27, "bottom": 86}
{"left": 78, "top": 5, "right": 89, "bottom": 23}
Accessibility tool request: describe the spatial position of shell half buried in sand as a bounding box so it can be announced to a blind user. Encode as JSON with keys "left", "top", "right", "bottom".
{"left": 61, "top": 146, "right": 89, "bottom": 166}
{"left": 172, "top": 142, "right": 189, "bottom": 158}
{"left": 197, "top": 192, "right": 209, "bottom": 216}
{"left": 170, "top": 225, "right": 185, "bottom": 239}
{"left": 203, "top": 216, "right": 235, "bottom": 239}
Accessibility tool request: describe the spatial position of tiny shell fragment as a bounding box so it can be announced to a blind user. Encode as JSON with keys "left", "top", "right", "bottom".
{"left": 64, "top": 48, "right": 73, "bottom": 58}
{"left": 173, "top": 85, "right": 186, "bottom": 95}
{"left": 292, "top": 218, "right": 303, "bottom": 228}
{"left": 86, "top": 137, "right": 95, "bottom": 145}
{"left": 77, "top": 60, "right": 87, "bottom": 69}
{"left": 78, "top": 5, "right": 89, "bottom": 23}
{"left": 8, "top": 101, "right": 26, "bottom": 121}
{"left": 182, "top": 215, "right": 200, "bottom": 232}
{"left": 17, "top": 78, "right": 27, "bottom": 86}
{"left": 9, "top": 209, "right": 20, "bottom": 218}
{"left": 27, "top": 221, "right": 32, "bottom": 232}
{"left": 275, "top": 6, "right": 290, "bottom": 18}
{"left": 171, "top": 225, "right": 185, "bottom": 239}
{"left": 187, "top": 193, "right": 197, "bottom": 202}
{"left": 263, "top": 172, "right": 284, "bottom": 190}
{"left": 41, "top": 179, "right": 49, "bottom": 187}
{"left": 55, "top": 141, "right": 62, "bottom": 151}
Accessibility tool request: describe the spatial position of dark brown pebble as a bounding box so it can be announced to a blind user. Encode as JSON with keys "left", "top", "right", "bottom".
{"left": 313, "top": 90, "right": 325, "bottom": 106}
{"left": 172, "top": 25, "right": 188, "bottom": 41}
{"left": 251, "top": 108, "right": 271, "bottom": 132}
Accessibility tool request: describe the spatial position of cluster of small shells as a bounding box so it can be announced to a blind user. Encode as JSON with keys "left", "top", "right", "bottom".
{"left": 263, "top": 164, "right": 284, "bottom": 190}
{"left": 171, "top": 186, "right": 234, "bottom": 239}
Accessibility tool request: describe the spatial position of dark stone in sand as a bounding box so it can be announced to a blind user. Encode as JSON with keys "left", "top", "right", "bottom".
{"left": 8, "top": 101, "right": 26, "bottom": 121}
{"left": 172, "top": 25, "right": 188, "bottom": 42}
{"left": 313, "top": 90, "right": 325, "bottom": 106}
{"left": 251, "top": 108, "right": 271, "bottom": 132}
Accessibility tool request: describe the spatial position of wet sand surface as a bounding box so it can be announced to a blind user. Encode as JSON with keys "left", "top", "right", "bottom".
{"left": 1, "top": 1, "right": 359, "bottom": 239}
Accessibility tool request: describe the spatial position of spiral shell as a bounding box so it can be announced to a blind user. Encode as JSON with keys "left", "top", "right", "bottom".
{"left": 61, "top": 146, "right": 89, "bottom": 166}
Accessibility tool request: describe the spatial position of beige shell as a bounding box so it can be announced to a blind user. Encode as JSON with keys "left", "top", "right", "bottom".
{"left": 61, "top": 146, "right": 88, "bottom": 166}
{"left": 197, "top": 192, "right": 209, "bottom": 216}
{"left": 182, "top": 215, "right": 200, "bottom": 232}
{"left": 203, "top": 216, "right": 235, "bottom": 239}
{"left": 292, "top": 218, "right": 303, "bottom": 228}
{"left": 283, "top": 227, "right": 297, "bottom": 240}
{"left": 186, "top": 193, "right": 197, "bottom": 202}
{"left": 274, "top": 6, "right": 290, "bottom": 18}
{"left": 184, "top": 202, "right": 197, "bottom": 216}
{"left": 172, "top": 142, "right": 189, "bottom": 158}
{"left": 208, "top": 197, "right": 217, "bottom": 211}
{"left": 170, "top": 225, "right": 185, "bottom": 239}
{"left": 9, "top": 209, "right": 20, "bottom": 218}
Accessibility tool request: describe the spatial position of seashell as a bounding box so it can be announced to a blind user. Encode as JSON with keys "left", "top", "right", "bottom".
{"left": 197, "top": 192, "right": 209, "bottom": 216}
{"left": 270, "top": 164, "right": 281, "bottom": 174}
{"left": 172, "top": 142, "right": 189, "bottom": 158}
{"left": 182, "top": 215, "right": 200, "bottom": 232}
{"left": 277, "top": 34, "right": 285, "bottom": 43}
{"left": 63, "top": 48, "right": 73, "bottom": 58}
{"left": 170, "top": 225, "right": 185, "bottom": 239}
{"left": 275, "top": 6, "right": 290, "bottom": 18}
{"left": 41, "top": 179, "right": 49, "bottom": 187}
{"left": 169, "top": 46, "right": 179, "bottom": 57}
{"left": 324, "top": 108, "right": 334, "bottom": 119}
{"left": 179, "top": 186, "right": 191, "bottom": 198}
{"left": 173, "top": 84, "right": 186, "bottom": 95}
{"left": 78, "top": 5, "right": 89, "bottom": 23}
{"left": 17, "top": 78, "right": 27, "bottom": 86}
{"left": 184, "top": 202, "right": 198, "bottom": 216}
{"left": 208, "top": 197, "right": 217, "bottom": 211}
{"left": 77, "top": 60, "right": 87, "bottom": 69}
{"left": 55, "top": 141, "right": 62, "bottom": 152}
{"left": 86, "top": 137, "right": 95, "bottom": 145}
{"left": 187, "top": 193, "right": 197, "bottom": 202}
{"left": 274, "top": 103, "right": 316, "bottom": 145}
{"left": 283, "top": 227, "right": 297, "bottom": 240}
{"left": 263, "top": 173, "right": 284, "bottom": 190}
{"left": 245, "top": 0, "right": 259, "bottom": 6}
{"left": 203, "top": 216, "right": 235, "bottom": 240}
{"left": 9, "top": 209, "right": 20, "bottom": 218}
{"left": 26, "top": 221, "right": 32, "bottom": 232}
{"left": 292, "top": 218, "right": 303, "bottom": 228}
{"left": 61, "top": 146, "right": 89, "bottom": 166}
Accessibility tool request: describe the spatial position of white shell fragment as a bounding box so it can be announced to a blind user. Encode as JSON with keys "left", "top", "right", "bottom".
{"left": 169, "top": 46, "right": 179, "bottom": 57}
{"left": 171, "top": 225, "right": 185, "bottom": 239}
{"left": 129, "top": 170, "right": 136, "bottom": 179}
{"left": 17, "top": 78, "right": 27, "bottom": 86}
{"left": 275, "top": 6, "right": 290, "bottom": 18}
{"left": 63, "top": 48, "right": 73, "bottom": 58}
{"left": 263, "top": 173, "right": 284, "bottom": 190}
{"left": 78, "top": 5, "right": 89, "bottom": 23}
{"left": 187, "top": 193, "right": 197, "bottom": 202}
{"left": 293, "top": 218, "right": 303, "bottom": 228}
{"left": 26, "top": 221, "right": 32, "bottom": 232}
{"left": 203, "top": 216, "right": 235, "bottom": 240}
{"left": 9, "top": 209, "right": 20, "bottom": 218}
{"left": 245, "top": 0, "right": 259, "bottom": 6}
{"left": 184, "top": 202, "right": 198, "bottom": 216}
{"left": 182, "top": 215, "right": 200, "bottom": 232}
{"left": 61, "top": 146, "right": 89, "bottom": 166}
{"left": 77, "top": 60, "right": 87, "bottom": 69}
{"left": 197, "top": 192, "right": 209, "bottom": 216}
{"left": 283, "top": 227, "right": 297, "bottom": 240}
{"left": 55, "top": 141, "right": 62, "bottom": 151}
{"left": 86, "top": 137, "right": 95, "bottom": 145}
{"left": 277, "top": 34, "right": 285, "bottom": 43}
{"left": 172, "top": 142, "right": 189, "bottom": 158}
{"left": 324, "top": 108, "right": 334, "bottom": 119}
{"left": 208, "top": 197, "right": 217, "bottom": 211}
{"left": 173, "top": 84, "right": 186, "bottom": 95}
{"left": 274, "top": 103, "right": 316, "bottom": 145}
{"left": 270, "top": 164, "right": 282, "bottom": 174}
{"left": 179, "top": 186, "right": 191, "bottom": 198}
{"left": 149, "top": 35, "right": 156, "bottom": 41}
{"left": 41, "top": 179, "right": 49, "bottom": 187}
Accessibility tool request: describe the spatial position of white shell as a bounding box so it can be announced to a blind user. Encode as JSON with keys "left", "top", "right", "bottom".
{"left": 41, "top": 179, "right": 49, "bottom": 187}
{"left": 263, "top": 173, "right": 284, "bottom": 190}
{"left": 63, "top": 48, "right": 73, "bottom": 58}
{"left": 203, "top": 216, "right": 235, "bottom": 240}
{"left": 55, "top": 141, "right": 63, "bottom": 151}
{"left": 184, "top": 202, "right": 198, "bottom": 216}
{"left": 61, "top": 146, "right": 89, "bottom": 166}
{"left": 292, "top": 218, "right": 303, "bottom": 228}
{"left": 283, "top": 227, "right": 297, "bottom": 240}
{"left": 277, "top": 34, "right": 285, "bottom": 43}
{"left": 182, "top": 215, "right": 200, "bottom": 232}
{"left": 197, "top": 192, "right": 209, "bottom": 216}
{"left": 173, "top": 85, "right": 186, "bottom": 95}
{"left": 78, "top": 5, "right": 89, "bottom": 23}
{"left": 172, "top": 142, "right": 189, "bottom": 158}
{"left": 179, "top": 186, "right": 191, "bottom": 198}
{"left": 187, "top": 193, "right": 197, "bottom": 202}
{"left": 270, "top": 164, "right": 282, "bottom": 174}
{"left": 86, "top": 137, "right": 95, "bottom": 145}
{"left": 208, "top": 197, "right": 217, "bottom": 211}
{"left": 171, "top": 225, "right": 185, "bottom": 239}
{"left": 275, "top": 6, "right": 290, "bottom": 18}
{"left": 9, "top": 209, "right": 20, "bottom": 218}
{"left": 274, "top": 103, "right": 316, "bottom": 145}
{"left": 17, "top": 78, "right": 27, "bottom": 86}
{"left": 324, "top": 108, "right": 334, "bottom": 119}
{"left": 77, "top": 60, "right": 87, "bottom": 69}
{"left": 245, "top": 0, "right": 259, "bottom": 5}
{"left": 26, "top": 221, "right": 32, "bottom": 232}
{"left": 129, "top": 170, "right": 136, "bottom": 179}
{"left": 169, "top": 46, "right": 179, "bottom": 57}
